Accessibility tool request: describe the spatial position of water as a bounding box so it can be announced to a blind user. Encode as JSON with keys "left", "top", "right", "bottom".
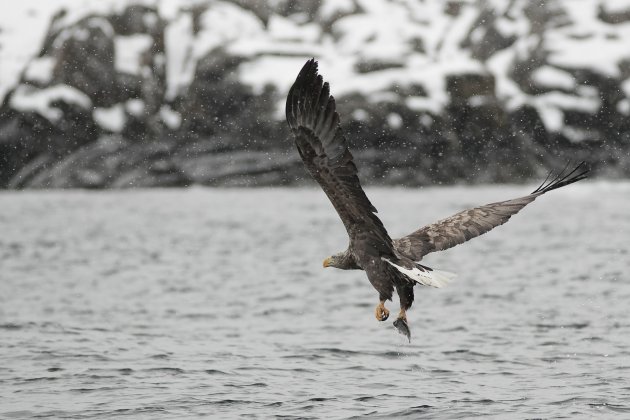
{"left": 1, "top": 183, "right": 629, "bottom": 418}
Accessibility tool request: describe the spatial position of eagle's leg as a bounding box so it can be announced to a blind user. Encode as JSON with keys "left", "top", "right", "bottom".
{"left": 397, "top": 308, "right": 407, "bottom": 321}
{"left": 393, "top": 282, "right": 414, "bottom": 342}
{"left": 375, "top": 300, "right": 390, "bottom": 321}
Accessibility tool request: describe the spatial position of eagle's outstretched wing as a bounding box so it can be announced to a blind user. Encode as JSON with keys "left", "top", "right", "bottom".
{"left": 393, "top": 162, "right": 589, "bottom": 261}
{"left": 286, "top": 59, "right": 392, "bottom": 254}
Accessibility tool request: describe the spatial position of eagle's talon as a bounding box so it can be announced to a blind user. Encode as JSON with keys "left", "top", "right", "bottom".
{"left": 380, "top": 309, "right": 390, "bottom": 321}
{"left": 375, "top": 301, "right": 390, "bottom": 321}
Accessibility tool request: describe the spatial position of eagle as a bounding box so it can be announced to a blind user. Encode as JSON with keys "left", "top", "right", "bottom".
{"left": 285, "top": 59, "right": 588, "bottom": 341}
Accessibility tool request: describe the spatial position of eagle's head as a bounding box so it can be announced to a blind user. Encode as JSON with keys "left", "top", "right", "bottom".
{"left": 322, "top": 255, "right": 339, "bottom": 268}
{"left": 323, "top": 252, "right": 356, "bottom": 269}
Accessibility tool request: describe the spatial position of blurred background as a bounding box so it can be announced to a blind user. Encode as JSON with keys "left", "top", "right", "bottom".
{"left": 1, "top": 0, "right": 630, "bottom": 188}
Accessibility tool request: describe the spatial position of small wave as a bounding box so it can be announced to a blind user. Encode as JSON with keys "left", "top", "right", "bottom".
{"left": 213, "top": 399, "right": 256, "bottom": 406}
{"left": 313, "top": 347, "right": 362, "bottom": 356}
{"left": 0, "top": 323, "right": 23, "bottom": 330}
{"left": 428, "top": 368, "right": 454, "bottom": 375}
{"left": 305, "top": 397, "right": 335, "bottom": 402}
{"left": 442, "top": 349, "right": 498, "bottom": 359}
{"left": 70, "top": 386, "right": 121, "bottom": 393}
{"left": 451, "top": 398, "right": 496, "bottom": 404}
{"left": 548, "top": 397, "right": 630, "bottom": 413}
{"left": 178, "top": 312, "right": 215, "bottom": 319}
{"left": 2, "top": 411, "right": 35, "bottom": 419}
{"left": 440, "top": 326, "right": 468, "bottom": 332}
{"left": 144, "top": 367, "right": 185, "bottom": 374}
{"left": 535, "top": 322, "right": 590, "bottom": 330}
{"left": 204, "top": 369, "right": 229, "bottom": 375}
{"left": 377, "top": 350, "right": 420, "bottom": 358}
{"left": 110, "top": 406, "right": 167, "bottom": 415}
{"left": 280, "top": 354, "right": 324, "bottom": 360}
{"left": 341, "top": 365, "right": 370, "bottom": 371}
{"left": 235, "top": 366, "right": 317, "bottom": 373}
{"left": 258, "top": 293, "right": 296, "bottom": 302}
{"left": 357, "top": 405, "right": 435, "bottom": 419}
{"left": 539, "top": 341, "right": 564, "bottom": 346}
{"left": 22, "top": 376, "right": 60, "bottom": 383}
{"left": 225, "top": 382, "right": 267, "bottom": 388}
{"left": 589, "top": 403, "right": 630, "bottom": 413}
{"left": 149, "top": 353, "right": 171, "bottom": 359}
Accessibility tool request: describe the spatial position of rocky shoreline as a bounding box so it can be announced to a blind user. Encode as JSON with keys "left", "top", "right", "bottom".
{"left": 1, "top": 1, "right": 629, "bottom": 188}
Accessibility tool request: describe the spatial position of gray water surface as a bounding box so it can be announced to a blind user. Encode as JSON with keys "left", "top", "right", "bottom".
{"left": 1, "top": 184, "right": 629, "bottom": 418}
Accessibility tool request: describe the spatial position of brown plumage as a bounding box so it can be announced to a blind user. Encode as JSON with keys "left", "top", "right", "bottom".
{"left": 393, "top": 167, "right": 588, "bottom": 261}
{"left": 285, "top": 59, "right": 588, "bottom": 341}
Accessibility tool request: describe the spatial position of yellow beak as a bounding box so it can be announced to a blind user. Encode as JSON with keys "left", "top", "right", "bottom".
{"left": 323, "top": 257, "right": 331, "bottom": 268}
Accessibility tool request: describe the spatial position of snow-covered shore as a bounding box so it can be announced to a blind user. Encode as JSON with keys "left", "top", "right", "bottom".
{"left": 1, "top": 0, "right": 629, "bottom": 188}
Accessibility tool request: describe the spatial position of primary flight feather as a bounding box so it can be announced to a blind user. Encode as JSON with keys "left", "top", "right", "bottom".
{"left": 285, "top": 59, "right": 588, "bottom": 341}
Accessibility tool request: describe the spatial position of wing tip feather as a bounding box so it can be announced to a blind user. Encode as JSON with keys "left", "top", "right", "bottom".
{"left": 286, "top": 58, "right": 319, "bottom": 130}
{"left": 286, "top": 59, "right": 334, "bottom": 132}
{"left": 531, "top": 161, "right": 589, "bottom": 195}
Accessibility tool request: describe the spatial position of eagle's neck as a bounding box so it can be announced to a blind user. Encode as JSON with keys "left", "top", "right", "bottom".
{"left": 334, "top": 249, "right": 360, "bottom": 270}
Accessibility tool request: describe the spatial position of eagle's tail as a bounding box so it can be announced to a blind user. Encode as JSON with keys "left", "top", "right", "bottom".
{"left": 383, "top": 258, "right": 457, "bottom": 288}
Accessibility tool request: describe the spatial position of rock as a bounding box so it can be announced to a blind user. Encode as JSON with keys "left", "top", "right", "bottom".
{"left": 2, "top": 0, "right": 629, "bottom": 188}
{"left": 174, "top": 150, "right": 301, "bottom": 186}
{"left": 51, "top": 17, "right": 120, "bottom": 107}
{"left": 598, "top": 4, "right": 630, "bottom": 24}
{"left": 446, "top": 73, "right": 496, "bottom": 105}
{"left": 6, "top": 154, "right": 55, "bottom": 189}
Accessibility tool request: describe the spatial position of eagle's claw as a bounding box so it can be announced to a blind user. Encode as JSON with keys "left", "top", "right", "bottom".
{"left": 375, "top": 302, "right": 390, "bottom": 321}
{"left": 394, "top": 318, "right": 411, "bottom": 342}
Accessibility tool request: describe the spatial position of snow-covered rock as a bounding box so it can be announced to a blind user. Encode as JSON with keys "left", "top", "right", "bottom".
{"left": 0, "top": 0, "right": 629, "bottom": 188}
{"left": 10, "top": 84, "right": 92, "bottom": 122}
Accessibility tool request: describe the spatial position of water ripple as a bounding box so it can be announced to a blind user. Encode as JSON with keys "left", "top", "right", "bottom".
{"left": 1, "top": 186, "right": 628, "bottom": 419}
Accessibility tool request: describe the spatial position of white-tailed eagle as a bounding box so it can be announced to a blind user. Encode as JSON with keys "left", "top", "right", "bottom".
{"left": 285, "top": 59, "right": 588, "bottom": 341}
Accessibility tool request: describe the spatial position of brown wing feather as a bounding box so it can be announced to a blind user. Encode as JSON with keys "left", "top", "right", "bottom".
{"left": 393, "top": 195, "right": 537, "bottom": 261}
{"left": 286, "top": 59, "right": 392, "bottom": 255}
{"left": 394, "top": 162, "right": 588, "bottom": 261}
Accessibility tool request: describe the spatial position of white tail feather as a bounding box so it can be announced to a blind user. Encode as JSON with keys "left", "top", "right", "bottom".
{"left": 383, "top": 258, "right": 457, "bottom": 288}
